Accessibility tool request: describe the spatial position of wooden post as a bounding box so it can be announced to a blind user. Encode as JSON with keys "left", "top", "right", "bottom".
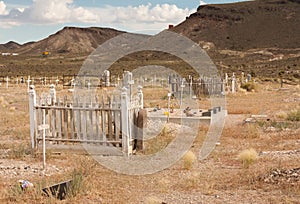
{"left": 221, "top": 79, "right": 225, "bottom": 95}
{"left": 27, "top": 76, "right": 31, "bottom": 92}
{"left": 57, "top": 98, "right": 62, "bottom": 139}
{"left": 136, "top": 109, "right": 147, "bottom": 151}
{"left": 231, "top": 73, "right": 236, "bottom": 93}
{"left": 137, "top": 85, "right": 143, "bottom": 109}
{"left": 42, "top": 109, "right": 46, "bottom": 170}
{"left": 123, "top": 71, "right": 134, "bottom": 100}
{"left": 37, "top": 110, "right": 49, "bottom": 170}
{"left": 189, "top": 76, "right": 193, "bottom": 99}
{"left": 180, "top": 81, "right": 185, "bottom": 109}
{"left": 29, "top": 85, "right": 36, "bottom": 148}
{"left": 104, "top": 70, "right": 110, "bottom": 87}
{"left": 49, "top": 84, "right": 56, "bottom": 106}
{"left": 108, "top": 97, "right": 113, "bottom": 141}
{"left": 121, "top": 87, "right": 130, "bottom": 155}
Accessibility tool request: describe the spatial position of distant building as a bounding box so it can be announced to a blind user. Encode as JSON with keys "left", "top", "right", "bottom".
{"left": 1, "top": 52, "right": 19, "bottom": 56}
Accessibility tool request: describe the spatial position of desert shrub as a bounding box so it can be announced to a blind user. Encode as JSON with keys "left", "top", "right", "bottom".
{"left": 67, "top": 169, "right": 84, "bottom": 198}
{"left": 275, "top": 110, "right": 288, "bottom": 119}
{"left": 240, "top": 82, "right": 257, "bottom": 92}
{"left": 238, "top": 148, "right": 258, "bottom": 168}
{"left": 287, "top": 109, "right": 300, "bottom": 121}
{"left": 161, "top": 126, "right": 168, "bottom": 136}
{"left": 8, "top": 183, "right": 24, "bottom": 201}
{"left": 183, "top": 151, "right": 196, "bottom": 170}
{"left": 8, "top": 180, "right": 41, "bottom": 202}
{"left": 8, "top": 144, "right": 33, "bottom": 159}
{"left": 9, "top": 106, "right": 16, "bottom": 112}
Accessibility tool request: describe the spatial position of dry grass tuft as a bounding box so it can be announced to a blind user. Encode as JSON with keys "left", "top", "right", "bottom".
{"left": 157, "top": 178, "right": 170, "bottom": 193}
{"left": 182, "top": 151, "right": 196, "bottom": 170}
{"left": 240, "top": 82, "right": 258, "bottom": 92}
{"left": 66, "top": 169, "right": 84, "bottom": 199}
{"left": 287, "top": 109, "right": 300, "bottom": 122}
{"left": 8, "top": 144, "right": 33, "bottom": 159}
{"left": 9, "top": 106, "right": 16, "bottom": 112}
{"left": 238, "top": 148, "right": 258, "bottom": 168}
{"left": 275, "top": 110, "right": 288, "bottom": 119}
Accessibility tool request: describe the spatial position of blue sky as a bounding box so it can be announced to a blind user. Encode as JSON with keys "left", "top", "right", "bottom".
{"left": 0, "top": 0, "right": 247, "bottom": 44}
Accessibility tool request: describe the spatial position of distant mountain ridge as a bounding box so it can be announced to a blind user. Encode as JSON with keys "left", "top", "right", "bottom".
{"left": 0, "top": 41, "right": 21, "bottom": 52}
{"left": 0, "top": 0, "right": 299, "bottom": 55}
{"left": 1, "top": 27, "right": 125, "bottom": 55}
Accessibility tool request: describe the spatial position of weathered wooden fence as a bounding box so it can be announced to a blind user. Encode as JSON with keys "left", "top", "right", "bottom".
{"left": 135, "top": 73, "right": 238, "bottom": 97}
{"left": 62, "top": 70, "right": 111, "bottom": 89}
{"left": 29, "top": 84, "right": 144, "bottom": 155}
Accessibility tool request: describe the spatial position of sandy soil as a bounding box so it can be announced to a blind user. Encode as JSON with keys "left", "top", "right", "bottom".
{"left": 0, "top": 82, "right": 299, "bottom": 203}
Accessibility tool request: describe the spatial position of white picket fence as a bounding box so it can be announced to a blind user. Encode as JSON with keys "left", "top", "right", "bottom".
{"left": 28, "top": 85, "right": 144, "bottom": 155}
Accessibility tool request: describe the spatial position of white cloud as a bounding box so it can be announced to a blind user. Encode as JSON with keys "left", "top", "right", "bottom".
{"left": 0, "top": 1, "right": 8, "bottom": 15}
{"left": 0, "top": 0, "right": 194, "bottom": 33}
{"left": 22, "top": 0, "right": 99, "bottom": 23}
{"left": 200, "top": 0, "right": 208, "bottom": 6}
{"left": 93, "top": 3, "right": 193, "bottom": 32}
{"left": 90, "top": 3, "right": 193, "bottom": 25}
{"left": 71, "top": 6, "right": 100, "bottom": 23}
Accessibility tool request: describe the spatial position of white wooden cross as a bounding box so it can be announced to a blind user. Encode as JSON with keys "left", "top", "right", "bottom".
{"left": 38, "top": 109, "right": 49, "bottom": 170}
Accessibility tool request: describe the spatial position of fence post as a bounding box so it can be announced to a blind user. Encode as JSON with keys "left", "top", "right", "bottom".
{"left": 27, "top": 76, "right": 31, "bottom": 92}
{"left": 49, "top": 84, "right": 56, "bottom": 106}
{"left": 29, "top": 85, "right": 36, "bottom": 148}
{"left": 122, "top": 71, "right": 134, "bottom": 100}
{"left": 104, "top": 70, "right": 110, "bottom": 87}
{"left": 136, "top": 109, "right": 147, "bottom": 151}
{"left": 121, "top": 87, "right": 130, "bottom": 156}
{"left": 137, "top": 85, "right": 143, "bottom": 109}
{"left": 231, "top": 73, "right": 236, "bottom": 93}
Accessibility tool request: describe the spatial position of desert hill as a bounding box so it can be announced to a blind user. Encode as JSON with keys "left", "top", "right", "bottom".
{"left": 2, "top": 27, "right": 125, "bottom": 55}
{"left": 172, "top": 0, "right": 300, "bottom": 51}
{"left": 0, "top": 41, "right": 21, "bottom": 52}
